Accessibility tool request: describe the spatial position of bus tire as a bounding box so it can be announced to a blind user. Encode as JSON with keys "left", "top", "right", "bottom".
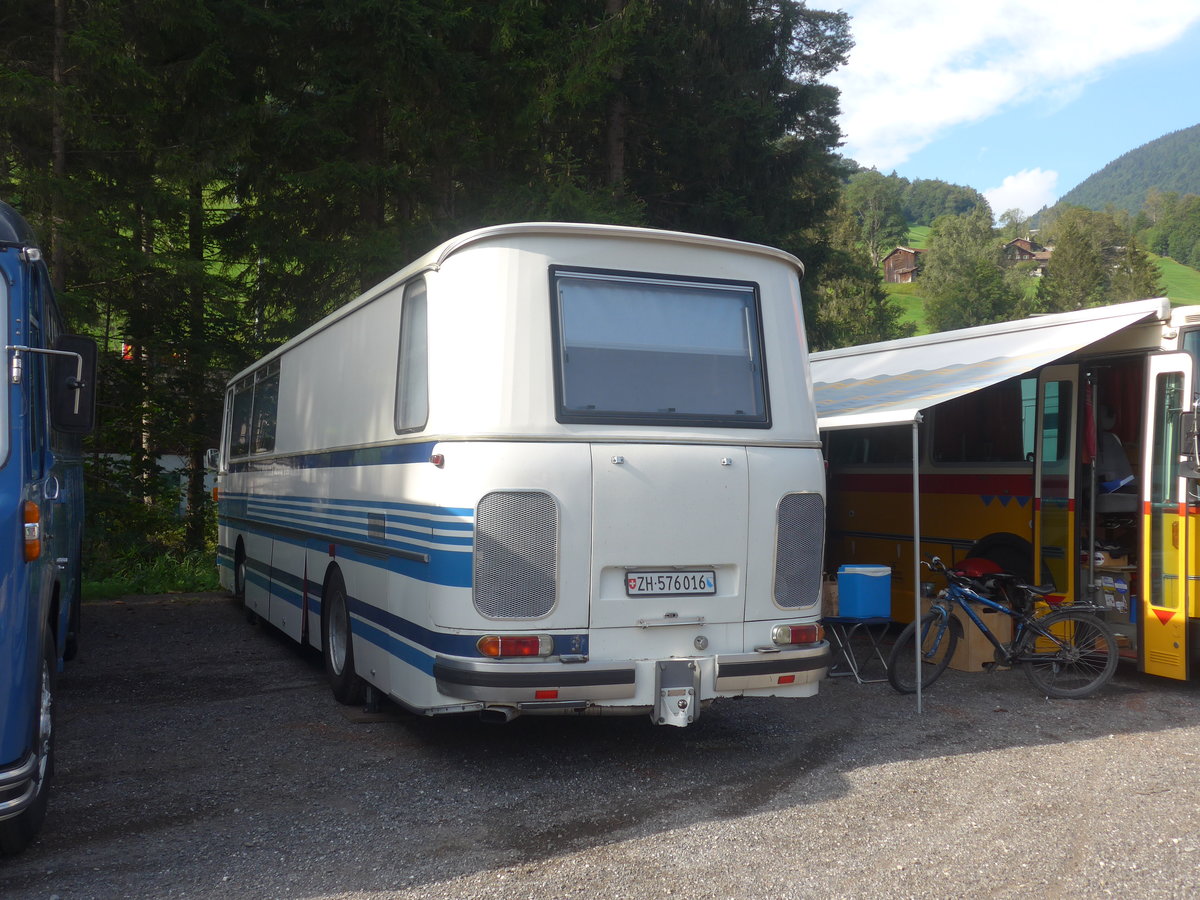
{"left": 233, "top": 542, "right": 247, "bottom": 604}
{"left": 0, "top": 631, "right": 56, "bottom": 855}
{"left": 321, "top": 569, "right": 366, "bottom": 706}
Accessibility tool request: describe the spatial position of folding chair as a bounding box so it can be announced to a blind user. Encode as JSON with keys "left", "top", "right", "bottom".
{"left": 821, "top": 615, "right": 892, "bottom": 684}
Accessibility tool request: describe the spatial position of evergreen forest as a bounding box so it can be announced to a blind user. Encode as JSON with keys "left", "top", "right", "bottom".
{"left": 1057, "top": 124, "right": 1200, "bottom": 214}
{"left": 1, "top": 0, "right": 897, "bottom": 589}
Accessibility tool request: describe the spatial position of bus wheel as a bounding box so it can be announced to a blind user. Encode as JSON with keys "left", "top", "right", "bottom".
{"left": 233, "top": 543, "right": 247, "bottom": 604}
{"left": 0, "top": 631, "right": 55, "bottom": 855}
{"left": 321, "top": 570, "right": 366, "bottom": 706}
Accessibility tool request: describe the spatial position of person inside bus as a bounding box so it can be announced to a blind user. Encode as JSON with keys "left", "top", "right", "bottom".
{"left": 1095, "top": 404, "right": 1136, "bottom": 512}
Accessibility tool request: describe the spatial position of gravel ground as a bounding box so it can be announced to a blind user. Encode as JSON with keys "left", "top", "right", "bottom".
{"left": 1, "top": 593, "right": 1199, "bottom": 899}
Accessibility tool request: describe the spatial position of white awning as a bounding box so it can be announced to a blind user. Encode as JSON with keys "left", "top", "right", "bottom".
{"left": 811, "top": 298, "right": 1170, "bottom": 431}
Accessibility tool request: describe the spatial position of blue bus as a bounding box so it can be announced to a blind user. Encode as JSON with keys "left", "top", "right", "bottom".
{"left": 0, "top": 201, "right": 95, "bottom": 855}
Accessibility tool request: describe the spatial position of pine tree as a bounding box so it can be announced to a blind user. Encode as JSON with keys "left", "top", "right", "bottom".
{"left": 1109, "top": 237, "right": 1165, "bottom": 302}
{"left": 1033, "top": 220, "right": 1107, "bottom": 312}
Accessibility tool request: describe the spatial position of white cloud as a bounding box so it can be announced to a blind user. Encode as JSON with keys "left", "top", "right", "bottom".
{"left": 828, "top": 0, "right": 1200, "bottom": 169}
{"left": 983, "top": 169, "right": 1059, "bottom": 218}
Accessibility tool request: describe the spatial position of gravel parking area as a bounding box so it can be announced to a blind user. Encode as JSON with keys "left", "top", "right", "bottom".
{"left": 2, "top": 593, "right": 1199, "bottom": 899}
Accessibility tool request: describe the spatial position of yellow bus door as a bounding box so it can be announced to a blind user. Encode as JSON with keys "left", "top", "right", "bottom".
{"left": 1141, "top": 353, "right": 1191, "bottom": 680}
{"left": 1034, "top": 366, "right": 1078, "bottom": 602}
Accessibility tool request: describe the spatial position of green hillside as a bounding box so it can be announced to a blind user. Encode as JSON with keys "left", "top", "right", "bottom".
{"left": 1155, "top": 253, "right": 1200, "bottom": 304}
{"left": 1058, "top": 123, "right": 1200, "bottom": 213}
{"left": 884, "top": 282, "right": 930, "bottom": 333}
{"left": 905, "top": 225, "right": 930, "bottom": 249}
{"left": 881, "top": 239, "right": 1200, "bottom": 334}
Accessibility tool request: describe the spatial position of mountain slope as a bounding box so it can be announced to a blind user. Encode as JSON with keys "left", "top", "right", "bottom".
{"left": 1058, "top": 123, "right": 1200, "bottom": 213}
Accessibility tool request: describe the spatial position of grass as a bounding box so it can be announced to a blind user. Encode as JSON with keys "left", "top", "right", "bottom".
{"left": 906, "top": 225, "right": 931, "bottom": 249}
{"left": 83, "top": 550, "right": 221, "bottom": 600}
{"left": 883, "top": 231, "right": 1200, "bottom": 333}
{"left": 1153, "top": 253, "right": 1200, "bottom": 304}
{"left": 883, "top": 281, "right": 931, "bottom": 334}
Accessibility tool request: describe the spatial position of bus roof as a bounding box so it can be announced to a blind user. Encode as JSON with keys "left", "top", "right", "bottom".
{"left": 811, "top": 298, "right": 1171, "bottom": 431}
{"left": 226, "top": 222, "right": 805, "bottom": 387}
{"left": 0, "top": 201, "right": 38, "bottom": 248}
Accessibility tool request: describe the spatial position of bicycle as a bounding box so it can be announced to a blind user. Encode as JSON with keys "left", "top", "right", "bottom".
{"left": 887, "top": 557, "right": 1119, "bottom": 699}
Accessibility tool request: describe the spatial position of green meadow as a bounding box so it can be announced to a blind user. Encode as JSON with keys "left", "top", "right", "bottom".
{"left": 880, "top": 232, "right": 1200, "bottom": 336}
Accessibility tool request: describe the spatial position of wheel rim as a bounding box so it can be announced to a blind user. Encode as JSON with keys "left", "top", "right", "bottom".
{"left": 1024, "top": 614, "right": 1115, "bottom": 695}
{"left": 329, "top": 590, "right": 348, "bottom": 675}
{"left": 235, "top": 556, "right": 246, "bottom": 598}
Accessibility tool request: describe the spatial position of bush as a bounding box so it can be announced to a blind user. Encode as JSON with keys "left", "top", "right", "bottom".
{"left": 83, "top": 550, "right": 220, "bottom": 600}
{"left": 82, "top": 454, "right": 220, "bottom": 599}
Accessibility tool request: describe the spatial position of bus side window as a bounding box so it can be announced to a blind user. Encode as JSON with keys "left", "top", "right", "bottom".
{"left": 931, "top": 376, "right": 1032, "bottom": 464}
{"left": 395, "top": 278, "right": 429, "bottom": 434}
{"left": 251, "top": 362, "right": 280, "bottom": 454}
{"left": 826, "top": 425, "right": 913, "bottom": 465}
{"left": 229, "top": 377, "right": 253, "bottom": 457}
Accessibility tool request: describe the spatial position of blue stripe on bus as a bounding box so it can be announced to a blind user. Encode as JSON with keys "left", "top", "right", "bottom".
{"left": 220, "top": 495, "right": 474, "bottom": 551}
{"left": 245, "top": 501, "right": 474, "bottom": 541}
{"left": 352, "top": 617, "right": 436, "bottom": 676}
{"left": 219, "top": 516, "right": 473, "bottom": 587}
{"left": 350, "top": 600, "right": 587, "bottom": 662}
{"left": 228, "top": 492, "right": 475, "bottom": 529}
{"left": 225, "top": 441, "right": 441, "bottom": 474}
{"left": 238, "top": 553, "right": 589, "bottom": 661}
{"left": 246, "top": 507, "right": 474, "bottom": 548}
{"left": 242, "top": 510, "right": 465, "bottom": 558}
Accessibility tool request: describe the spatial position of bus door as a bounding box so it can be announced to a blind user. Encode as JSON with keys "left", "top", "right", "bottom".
{"left": 1034, "top": 366, "right": 1079, "bottom": 602}
{"left": 1140, "top": 352, "right": 1191, "bottom": 680}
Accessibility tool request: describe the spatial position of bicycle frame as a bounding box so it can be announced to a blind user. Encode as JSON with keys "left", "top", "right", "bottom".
{"left": 927, "top": 575, "right": 1101, "bottom": 665}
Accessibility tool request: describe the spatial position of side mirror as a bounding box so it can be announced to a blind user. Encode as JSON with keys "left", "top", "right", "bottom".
{"left": 1179, "top": 410, "right": 1200, "bottom": 480}
{"left": 204, "top": 448, "right": 220, "bottom": 470}
{"left": 50, "top": 334, "right": 97, "bottom": 434}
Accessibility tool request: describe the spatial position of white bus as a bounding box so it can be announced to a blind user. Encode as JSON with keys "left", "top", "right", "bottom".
{"left": 214, "top": 223, "right": 828, "bottom": 726}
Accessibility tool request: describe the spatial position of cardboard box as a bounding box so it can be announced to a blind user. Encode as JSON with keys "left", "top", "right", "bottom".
{"left": 821, "top": 578, "right": 839, "bottom": 617}
{"left": 1093, "top": 575, "right": 1129, "bottom": 613}
{"left": 921, "top": 598, "right": 1012, "bottom": 672}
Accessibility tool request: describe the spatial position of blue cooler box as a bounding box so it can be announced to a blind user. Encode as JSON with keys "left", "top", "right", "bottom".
{"left": 836, "top": 565, "right": 891, "bottom": 618}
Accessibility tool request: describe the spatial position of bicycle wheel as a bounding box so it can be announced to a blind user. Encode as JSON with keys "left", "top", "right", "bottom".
{"left": 1020, "top": 608, "right": 1118, "bottom": 699}
{"left": 887, "top": 609, "right": 958, "bottom": 694}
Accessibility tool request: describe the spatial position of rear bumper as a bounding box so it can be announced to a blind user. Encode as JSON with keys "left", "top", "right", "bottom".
{"left": 0, "top": 751, "right": 38, "bottom": 821}
{"left": 714, "top": 644, "right": 830, "bottom": 691}
{"left": 433, "top": 658, "right": 637, "bottom": 703}
{"left": 432, "top": 643, "right": 830, "bottom": 705}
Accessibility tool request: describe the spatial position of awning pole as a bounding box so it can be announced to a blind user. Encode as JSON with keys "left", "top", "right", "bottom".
{"left": 913, "top": 416, "right": 923, "bottom": 714}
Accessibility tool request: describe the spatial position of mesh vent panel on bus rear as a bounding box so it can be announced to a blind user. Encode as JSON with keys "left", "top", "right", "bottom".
{"left": 474, "top": 491, "right": 558, "bottom": 619}
{"left": 774, "top": 493, "right": 824, "bottom": 608}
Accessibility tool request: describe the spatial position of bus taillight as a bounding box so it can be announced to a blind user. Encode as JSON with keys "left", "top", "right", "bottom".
{"left": 23, "top": 501, "right": 41, "bottom": 561}
{"left": 477, "top": 634, "right": 554, "bottom": 658}
{"left": 771, "top": 623, "right": 823, "bottom": 646}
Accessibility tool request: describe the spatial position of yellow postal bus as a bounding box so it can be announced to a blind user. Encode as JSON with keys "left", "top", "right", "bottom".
{"left": 812, "top": 298, "right": 1200, "bottom": 681}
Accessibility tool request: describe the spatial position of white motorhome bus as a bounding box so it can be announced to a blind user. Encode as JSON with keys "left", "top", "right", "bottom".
{"left": 214, "top": 223, "right": 828, "bottom": 726}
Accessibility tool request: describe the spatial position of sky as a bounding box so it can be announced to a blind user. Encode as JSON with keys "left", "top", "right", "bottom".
{"left": 825, "top": 0, "right": 1200, "bottom": 217}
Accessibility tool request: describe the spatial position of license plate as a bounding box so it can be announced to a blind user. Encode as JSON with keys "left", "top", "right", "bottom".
{"left": 626, "top": 570, "right": 716, "bottom": 597}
